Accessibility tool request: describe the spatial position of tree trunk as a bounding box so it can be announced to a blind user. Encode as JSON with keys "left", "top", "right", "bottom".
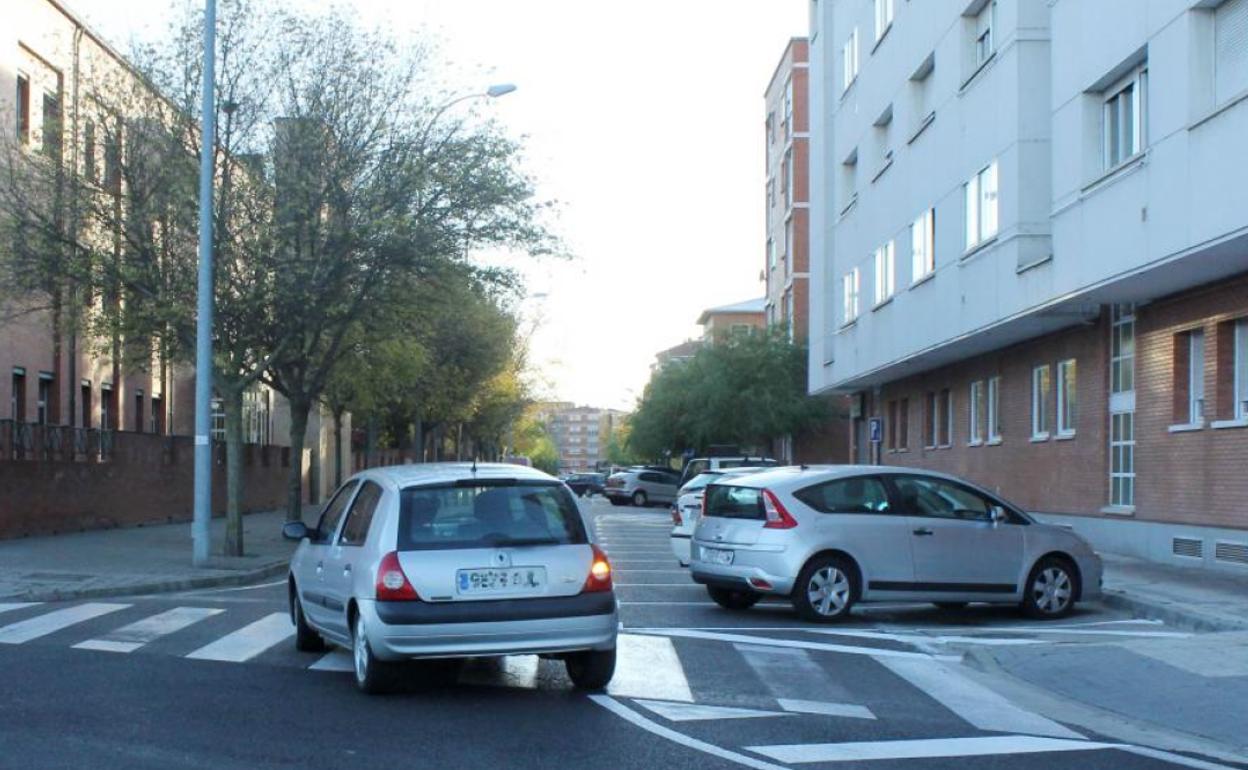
{"left": 333, "top": 407, "right": 344, "bottom": 487}
{"left": 286, "top": 399, "right": 311, "bottom": 522}
{"left": 223, "top": 386, "right": 245, "bottom": 556}
{"left": 455, "top": 423, "right": 463, "bottom": 461}
{"left": 413, "top": 418, "right": 424, "bottom": 463}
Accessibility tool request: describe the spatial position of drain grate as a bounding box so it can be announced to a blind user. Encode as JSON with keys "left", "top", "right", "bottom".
{"left": 1171, "top": 537, "right": 1203, "bottom": 559}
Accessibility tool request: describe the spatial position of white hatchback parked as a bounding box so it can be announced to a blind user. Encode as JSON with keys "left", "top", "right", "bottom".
{"left": 283, "top": 463, "right": 619, "bottom": 693}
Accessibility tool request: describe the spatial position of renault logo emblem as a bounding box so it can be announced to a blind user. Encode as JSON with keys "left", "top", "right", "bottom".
{"left": 494, "top": 551, "right": 511, "bottom": 567}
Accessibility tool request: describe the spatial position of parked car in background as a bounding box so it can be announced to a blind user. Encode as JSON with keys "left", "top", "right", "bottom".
{"left": 604, "top": 467, "right": 681, "bottom": 507}
{"left": 563, "top": 473, "right": 606, "bottom": 497}
{"left": 690, "top": 465, "right": 1102, "bottom": 622}
{"left": 677, "top": 456, "right": 779, "bottom": 489}
{"left": 670, "top": 466, "right": 774, "bottom": 566}
{"left": 283, "top": 463, "right": 618, "bottom": 693}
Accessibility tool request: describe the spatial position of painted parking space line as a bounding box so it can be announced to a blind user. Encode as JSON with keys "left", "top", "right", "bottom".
{"left": 874, "top": 656, "right": 1083, "bottom": 739}
{"left": 607, "top": 633, "right": 693, "bottom": 702}
{"left": 74, "top": 607, "right": 224, "bottom": 653}
{"left": 185, "top": 612, "right": 293, "bottom": 662}
{"left": 641, "top": 628, "right": 960, "bottom": 661}
{"left": 0, "top": 603, "right": 131, "bottom": 645}
{"left": 747, "top": 735, "right": 1112, "bottom": 763}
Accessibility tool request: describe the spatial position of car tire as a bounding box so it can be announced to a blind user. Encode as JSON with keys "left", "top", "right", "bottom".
{"left": 933, "top": 602, "right": 968, "bottom": 611}
{"left": 792, "top": 554, "right": 858, "bottom": 623}
{"left": 352, "top": 612, "right": 397, "bottom": 694}
{"left": 1021, "top": 556, "right": 1079, "bottom": 620}
{"left": 291, "top": 585, "right": 326, "bottom": 652}
{"left": 632, "top": 490, "right": 648, "bottom": 507}
{"left": 707, "top": 586, "right": 760, "bottom": 611}
{"left": 609, "top": 498, "right": 626, "bottom": 507}
{"left": 566, "top": 647, "right": 616, "bottom": 690}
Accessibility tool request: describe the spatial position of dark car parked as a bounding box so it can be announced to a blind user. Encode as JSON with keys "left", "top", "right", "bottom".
{"left": 563, "top": 472, "right": 607, "bottom": 497}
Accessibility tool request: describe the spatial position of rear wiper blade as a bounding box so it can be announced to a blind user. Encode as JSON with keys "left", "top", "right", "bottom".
{"left": 484, "top": 537, "right": 562, "bottom": 547}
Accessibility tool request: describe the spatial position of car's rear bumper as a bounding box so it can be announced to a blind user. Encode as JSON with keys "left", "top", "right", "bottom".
{"left": 359, "top": 594, "right": 618, "bottom": 661}
{"left": 690, "top": 540, "right": 796, "bottom": 594}
{"left": 670, "top": 533, "right": 691, "bottom": 566}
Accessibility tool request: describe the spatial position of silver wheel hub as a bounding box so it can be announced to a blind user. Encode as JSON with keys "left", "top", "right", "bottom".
{"left": 354, "top": 616, "right": 368, "bottom": 682}
{"left": 1033, "top": 567, "right": 1072, "bottom": 613}
{"left": 807, "top": 566, "right": 850, "bottom": 616}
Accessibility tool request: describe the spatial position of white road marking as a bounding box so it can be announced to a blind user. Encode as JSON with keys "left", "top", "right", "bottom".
{"left": 618, "top": 602, "right": 719, "bottom": 607}
{"left": 309, "top": 649, "right": 354, "bottom": 672}
{"left": 589, "top": 695, "right": 790, "bottom": 770}
{"left": 736, "top": 643, "right": 862, "bottom": 710}
{"left": 74, "top": 607, "right": 224, "bottom": 653}
{"left": 805, "top": 628, "right": 1042, "bottom": 647}
{"left": 634, "top": 699, "right": 791, "bottom": 722}
{"left": 614, "top": 583, "right": 700, "bottom": 587}
{"left": 645, "top": 628, "right": 960, "bottom": 661}
{"left": 0, "top": 603, "right": 130, "bottom": 645}
{"left": 1117, "top": 744, "right": 1247, "bottom": 770}
{"left": 777, "top": 698, "right": 876, "bottom": 720}
{"left": 185, "top": 612, "right": 293, "bottom": 662}
{"left": 608, "top": 633, "right": 694, "bottom": 702}
{"left": 175, "top": 579, "right": 287, "bottom": 596}
{"left": 0, "top": 602, "right": 41, "bottom": 615}
{"left": 988, "top": 627, "right": 1191, "bottom": 639}
{"left": 875, "top": 656, "right": 1083, "bottom": 739}
{"left": 747, "top": 735, "right": 1111, "bottom": 763}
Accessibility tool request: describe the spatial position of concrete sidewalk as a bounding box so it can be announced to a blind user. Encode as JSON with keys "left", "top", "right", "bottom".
{"left": 1100, "top": 552, "right": 1248, "bottom": 632}
{"left": 0, "top": 510, "right": 300, "bottom": 601}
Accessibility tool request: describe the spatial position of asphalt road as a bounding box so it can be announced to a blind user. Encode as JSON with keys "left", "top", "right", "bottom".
{"left": 0, "top": 496, "right": 1243, "bottom": 770}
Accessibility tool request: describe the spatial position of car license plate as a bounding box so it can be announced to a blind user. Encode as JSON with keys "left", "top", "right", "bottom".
{"left": 701, "top": 547, "right": 734, "bottom": 565}
{"left": 457, "top": 567, "right": 547, "bottom": 595}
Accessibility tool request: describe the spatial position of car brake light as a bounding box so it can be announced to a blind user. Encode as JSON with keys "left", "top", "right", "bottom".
{"left": 671, "top": 506, "right": 681, "bottom": 526}
{"left": 762, "top": 489, "right": 798, "bottom": 529}
{"left": 583, "top": 544, "right": 613, "bottom": 593}
{"left": 375, "top": 551, "right": 420, "bottom": 601}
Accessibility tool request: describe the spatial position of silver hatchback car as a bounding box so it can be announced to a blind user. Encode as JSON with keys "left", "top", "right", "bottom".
{"left": 283, "top": 463, "right": 618, "bottom": 693}
{"left": 690, "top": 465, "right": 1102, "bottom": 622}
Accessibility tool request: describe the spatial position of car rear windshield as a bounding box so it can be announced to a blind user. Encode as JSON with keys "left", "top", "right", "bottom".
{"left": 682, "top": 472, "right": 725, "bottom": 492}
{"left": 398, "top": 481, "right": 588, "bottom": 551}
{"left": 703, "top": 484, "right": 765, "bottom": 520}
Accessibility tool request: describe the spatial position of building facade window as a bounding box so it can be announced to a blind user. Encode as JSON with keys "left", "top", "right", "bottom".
{"left": 899, "top": 397, "right": 909, "bottom": 449}
{"left": 784, "top": 78, "right": 794, "bottom": 141}
{"left": 842, "top": 268, "right": 860, "bottom": 325}
{"left": 964, "top": 160, "right": 998, "bottom": 251}
{"left": 1215, "top": 0, "right": 1248, "bottom": 104}
{"left": 210, "top": 397, "right": 225, "bottom": 441}
{"left": 1111, "top": 304, "right": 1136, "bottom": 398}
{"left": 1109, "top": 304, "right": 1136, "bottom": 506}
{"left": 987, "top": 375, "right": 1002, "bottom": 442}
{"left": 940, "top": 388, "right": 953, "bottom": 447}
{"left": 925, "top": 391, "right": 938, "bottom": 448}
{"left": 768, "top": 238, "right": 776, "bottom": 271}
{"left": 969, "top": 380, "right": 984, "bottom": 445}
{"left": 842, "top": 28, "right": 860, "bottom": 93}
{"left": 1189, "top": 329, "right": 1206, "bottom": 424}
{"left": 874, "top": 0, "right": 894, "bottom": 42}
{"left": 1057, "top": 359, "right": 1077, "bottom": 436}
{"left": 80, "top": 381, "right": 92, "bottom": 429}
{"left": 873, "top": 241, "right": 895, "bottom": 305}
{"left": 135, "top": 390, "right": 145, "bottom": 433}
{"left": 16, "top": 74, "right": 31, "bottom": 143}
{"left": 84, "top": 119, "right": 98, "bottom": 182}
{"left": 911, "top": 208, "right": 935, "bottom": 282}
{"left": 974, "top": 1, "right": 996, "bottom": 68}
{"left": 42, "top": 92, "right": 62, "bottom": 161}
{"left": 1031, "top": 364, "right": 1051, "bottom": 439}
{"left": 36, "top": 374, "right": 52, "bottom": 425}
{"left": 1103, "top": 66, "right": 1147, "bottom": 169}
{"left": 1110, "top": 412, "right": 1135, "bottom": 508}
{"left": 1236, "top": 318, "right": 1248, "bottom": 420}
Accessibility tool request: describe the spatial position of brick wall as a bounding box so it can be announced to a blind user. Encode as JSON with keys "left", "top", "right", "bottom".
{"left": 0, "top": 429, "right": 305, "bottom": 539}
{"left": 869, "top": 317, "right": 1110, "bottom": 515}
{"left": 1135, "top": 273, "right": 1248, "bottom": 530}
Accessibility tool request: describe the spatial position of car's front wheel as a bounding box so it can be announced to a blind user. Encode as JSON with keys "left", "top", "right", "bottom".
{"left": 353, "top": 613, "right": 397, "bottom": 694}
{"left": 793, "top": 555, "right": 857, "bottom": 622}
{"left": 1021, "top": 556, "right": 1078, "bottom": 619}
{"left": 632, "top": 490, "right": 648, "bottom": 507}
{"left": 290, "top": 584, "right": 326, "bottom": 652}
{"left": 566, "top": 647, "right": 616, "bottom": 690}
{"left": 707, "top": 586, "right": 760, "bottom": 611}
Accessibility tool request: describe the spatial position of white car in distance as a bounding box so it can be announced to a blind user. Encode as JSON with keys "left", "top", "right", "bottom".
{"left": 670, "top": 467, "right": 774, "bottom": 566}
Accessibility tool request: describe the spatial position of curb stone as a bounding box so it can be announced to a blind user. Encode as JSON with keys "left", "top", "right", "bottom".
{"left": 1099, "top": 590, "right": 1248, "bottom": 633}
{"left": 3, "top": 561, "right": 289, "bottom": 603}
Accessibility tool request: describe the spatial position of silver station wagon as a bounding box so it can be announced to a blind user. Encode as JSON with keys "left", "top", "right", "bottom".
{"left": 690, "top": 465, "right": 1103, "bottom": 622}
{"left": 283, "top": 463, "right": 618, "bottom": 693}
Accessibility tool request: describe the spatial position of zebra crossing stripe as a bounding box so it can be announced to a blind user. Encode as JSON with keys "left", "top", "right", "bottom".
{"left": 746, "top": 735, "right": 1113, "bottom": 763}
{"left": 0, "top": 602, "right": 42, "bottom": 616}
{"left": 74, "top": 607, "right": 224, "bottom": 653}
{"left": 874, "top": 656, "right": 1083, "bottom": 739}
{"left": 649, "top": 628, "right": 959, "bottom": 661}
{"left": 607, "top": 633, "right": 694, "bottom": 702}
{"left": 309, "top": 650, "right": 354, "bottom": 672}
{"left": 0, "top": 603, "right": 130, "bottom": 645}
{"left": 185, "top": 612, "right": 293, "bottom": 662}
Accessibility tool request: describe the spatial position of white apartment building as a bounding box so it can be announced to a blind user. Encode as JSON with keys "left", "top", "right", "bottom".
{"left": 809, "top": 0, "right": 1248, "bottom": 572}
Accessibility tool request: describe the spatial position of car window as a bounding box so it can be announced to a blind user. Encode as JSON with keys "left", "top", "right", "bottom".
{"left": 315, "top": 480, "right": 359, "bottom": 543}
{"left": 703, "top": 484, "right": 764, "bottom": 520}
{"left": 396, "top": 481, "right": 588, "bottom": 551}
{"left": 338, "top": 481, "right": 384, "bottom": 546}
{"left": 686, "top": 460, "right": 709, "bottom": 478}
{"left": 795, "top": 476, "right": 892, "bottom": 514}
{"left": 682, "top": 472, "right": 725, "bottom": 492}
{"left": 892, "top": 476, "right": 993, "bottom": 521}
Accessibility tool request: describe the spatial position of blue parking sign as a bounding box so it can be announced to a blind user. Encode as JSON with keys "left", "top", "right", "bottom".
{"left": 869, "top": 417, "right": 883, "bottom": 444}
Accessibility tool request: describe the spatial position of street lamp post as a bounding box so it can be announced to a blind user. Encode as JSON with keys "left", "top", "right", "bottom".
{"left": 192, "top": 0, "right": 218, "bottom": 567}
{"left": 421, "top": 83, "right": 517, "bottom": 146}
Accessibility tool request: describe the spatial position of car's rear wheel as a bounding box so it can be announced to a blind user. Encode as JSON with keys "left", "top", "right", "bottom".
{"left": 609, "top": 498, "right": 626, "bottom": 507}
{"left": 632, "top": 490, "right": 648, "bottom": 507}
{"left": 707, "top": 586, "right": 760, "bottom": 611}
{"left": 793, "top": 555, "right": 857, "bottom": 622}
{"left": 353, "top": 613, "right": 397, "bottom": 694}
{"left": 1021, "top": 556, "right": 1078, "bottom": 620}
{"left": 290, "top": 585, "right": 326, "bottom": 652}
{"left": 565, "top": 647, "right": 616, "bottom": 690}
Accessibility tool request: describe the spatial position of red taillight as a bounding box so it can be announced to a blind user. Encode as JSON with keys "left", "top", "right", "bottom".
{"left": 762, "top": 489, "right": 798, "bottom": 529}
{"left": 583, "top": 544, "right": 613, "bottom": 593}
{"left": 671, "top": 506, "right": 681, "bottom": 526}
{"left": 375, "top": 551, "right": 420, "bottom": 601}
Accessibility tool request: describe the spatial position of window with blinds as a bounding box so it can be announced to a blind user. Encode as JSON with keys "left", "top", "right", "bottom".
{"left": 1216, "top": 0, "right": 1248, "bottom": 103}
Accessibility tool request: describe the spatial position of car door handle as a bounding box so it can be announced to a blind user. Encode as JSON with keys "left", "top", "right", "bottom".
{"left": 912, "top": 528, "right": 934, "bottom": 536}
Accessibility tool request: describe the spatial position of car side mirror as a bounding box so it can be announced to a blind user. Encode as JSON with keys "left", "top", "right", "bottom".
{"left": 989, "top": 506, "right": 1008, "bottom": 525}
{"left": 282, "top": 521, "right": 311, "bottom": 541}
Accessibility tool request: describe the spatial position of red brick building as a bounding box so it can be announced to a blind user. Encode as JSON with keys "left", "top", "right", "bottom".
{"left": 763, "top": 38, "right": 809, "bottom": 343}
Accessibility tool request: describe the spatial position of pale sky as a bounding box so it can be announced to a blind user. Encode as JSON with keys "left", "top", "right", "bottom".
{"left": 69, "top": 0, "right": 808, "bottom": 412}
